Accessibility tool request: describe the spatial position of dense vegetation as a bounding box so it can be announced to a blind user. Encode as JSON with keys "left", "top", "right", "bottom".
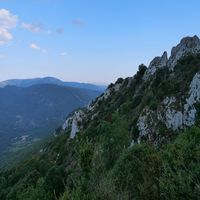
{"left": 0, "top": 125, "right": 199, "bottom": 200}
{"left": 0, "top": 55, "right": 200, "bottom": 199}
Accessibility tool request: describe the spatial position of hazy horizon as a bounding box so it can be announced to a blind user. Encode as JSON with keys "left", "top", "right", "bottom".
{"left": 0, "top": 76, "right": 109, "bottom": 85}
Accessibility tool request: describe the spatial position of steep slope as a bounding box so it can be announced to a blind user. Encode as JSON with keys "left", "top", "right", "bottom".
{"left": 0, "top": 77, "right": 106, "bottom": 92}
{"left": 0, "top": 36, "right": 200, "bottom": 200}
{"left": 64, "top": 36, "right": 200, "bottom": 145}
{"left": 0, "top": 84, "right": 101, "bottom": 160}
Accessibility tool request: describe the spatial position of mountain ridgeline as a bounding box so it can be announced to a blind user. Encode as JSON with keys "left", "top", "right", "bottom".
{"left": 0, "top": 77, "right": 106, "bottom": 92}
{"left": 0, "top": 36, "right": 200, "bottom": 200}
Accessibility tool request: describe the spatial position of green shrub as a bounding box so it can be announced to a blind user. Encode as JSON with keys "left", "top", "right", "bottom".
{"left": 160, "top": 127, "right": 200, "bottom": 200}
{"left": 111, "top": 144, "right": 161, "bottom": 200}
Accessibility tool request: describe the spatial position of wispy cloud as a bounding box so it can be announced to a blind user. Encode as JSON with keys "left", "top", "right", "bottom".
{"left": 0, "top": 29, "right": 12, "bottom": 45}
{"left": 71, "top": 19, "right": 84, "bottom": 27}
{"left": 22, "top": 22, "right": 43, "bottom": 33}
{"left": 30, "top": 43, "right": 40, "bottom": 50}
{"left": 30, "top": 43, "right": 48, "bottom": 54}
{"left": 56, "top": 27, "right": 64, "bottom": 34}
{"left": 0, "top": 9, "right": 18, "bottom": 45}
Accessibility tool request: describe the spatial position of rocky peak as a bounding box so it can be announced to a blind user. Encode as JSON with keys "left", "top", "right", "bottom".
{"left": 168, "top": 35, "right": 200, "bottom": 70}
{"left": 143, "top": 35, "right": 200, "bottom": 80}
{"left": 143, "top": 51, "right": 168, "bottom": 80}
{"left": 150, "top": 51, "right": 168, "bottom": 69}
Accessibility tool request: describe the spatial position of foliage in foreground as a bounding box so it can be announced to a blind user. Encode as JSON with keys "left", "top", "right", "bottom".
{"left": 0, "top": 125, "right": 199, "bottom": 200}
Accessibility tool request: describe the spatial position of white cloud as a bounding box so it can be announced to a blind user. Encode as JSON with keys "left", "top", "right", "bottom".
{"left": 0, "top": 28, "right": 12, "bottom": 45}
{"left": 21, "top": 22, "right": 42, "bottom": 33}
{"left": 60, "top": 52, "right": 68, "bottom": 56}
{"left": 30, "top": 43, "right": 40, "bottom": 50}
{"left": 0, "top": 9, "right": 18, "bottom": 29}
{"left": 30, "top": 43, "right": 47, "bottom": 54}
{"left": 0, "top": 9, "right": 18, "bottom": 45}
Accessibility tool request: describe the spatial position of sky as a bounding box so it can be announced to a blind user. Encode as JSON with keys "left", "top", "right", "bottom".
{"left": 0, "top": 0, "right": 200, "bottom": 84}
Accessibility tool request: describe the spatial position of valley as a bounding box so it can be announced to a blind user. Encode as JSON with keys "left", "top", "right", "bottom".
{"left": 0, "top": 82, "right": 102, "bottom": 167}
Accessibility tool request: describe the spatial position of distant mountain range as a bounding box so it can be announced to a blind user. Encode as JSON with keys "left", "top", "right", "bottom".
{"left": 0, "top": 83, "right": 102, "bottom": 160}
{"left": 0, "top": 77, "right": 107, "bottom": 92}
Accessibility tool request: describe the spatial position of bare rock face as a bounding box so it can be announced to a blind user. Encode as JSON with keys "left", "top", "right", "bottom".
{"left": 143, "top": 51, "right": 168, "bottom": 80}
{"left": 168, "top": 35, "right": 200, "bottom": 70}
{"left": 62, "top": 110, "right": 85, "bottom": 139}
{"left": 183, "top": 72, "right": 200, "bottom": 126}
{"left": 161, "top": 73, "right": 200, "bottom": 129}
{"left": 137, "top": 72, "right": 200, "bottom": 143}
{"left": 143, "top": 35, "right": 200, "bottom": 80}
{"left": 70, "top": 110, "right": 85, "bottom": 138}
{"left": 62, "top": 118, "right": 71, "bottom": 130}
{"left": 137, "top": 108, "right": 158, "bottom": 142}
{"left": 158, "top": 97, "right": 183, "bottom": 131}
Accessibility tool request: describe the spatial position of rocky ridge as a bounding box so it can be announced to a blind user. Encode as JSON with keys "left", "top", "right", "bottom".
{"left": 144, "top": 35, "right": 200, "bottom": 80}
{"left": 63, "top": 35, "right": 200, "bottom": 145}
{"left": 62, "top": 82, "right": 123, "bottom": 138}
{"left": 137, "top": 71, "right": 200, "bottom": 144}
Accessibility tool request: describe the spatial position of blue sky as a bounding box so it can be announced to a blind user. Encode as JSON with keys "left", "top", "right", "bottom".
{"left": 0, "top": 0, "right": 200, "bottom": 84}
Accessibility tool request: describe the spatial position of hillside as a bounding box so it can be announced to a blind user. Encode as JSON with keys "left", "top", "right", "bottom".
{"left": 0, "top": 36, "right": 200, "bottom": 200}
{"left": 0, "top": 84, "right": 101, "bottom": 166}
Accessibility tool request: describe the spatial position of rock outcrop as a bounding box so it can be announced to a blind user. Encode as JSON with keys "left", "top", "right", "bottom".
{"left": 138, "top": 71, "right": 200, "bottom": 142}
{"left": 62, "top": 110, "right": 85, "bottom": 139}
{"left": 64, "top": 35, "right": 200, "bottom": 143}
{"left": 143, "top": 51, "right": 168, "bottom": 80}
{"left": 144, "top": 35, "right": 200, "bottom": 80}
{"left": 183, "top": 72, "right": 200, "bottom": 126}
{"left": 158, "top": 97, "right": 183, "bottom": 130}
{"left": 168, "top": 35, "right": 200, "bottom": 70}
{"left": 137, "top": 108, "right": 157, "bottom": 139}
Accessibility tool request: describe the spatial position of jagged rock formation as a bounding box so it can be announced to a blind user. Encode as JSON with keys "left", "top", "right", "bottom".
{"left": 143, "top": 51, "right": 168, "bottom": 80}
{"left": 144, "top": 35, "right": 200, "bottom": 80}
{"left": 137, "top": 71, "right": 200, "bottom": 143}
{"left": 168, "top": 35, "right": 200, "bottom": 70}
{"left": 64, "top": 35, "right": 200, "bottom": 146}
